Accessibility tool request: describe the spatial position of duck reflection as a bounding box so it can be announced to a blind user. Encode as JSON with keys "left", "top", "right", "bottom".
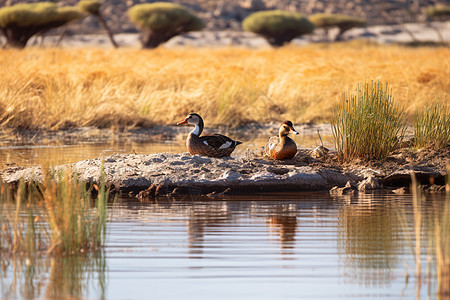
{"left": 186, "top": 200, "right": 299, "bottom": 257}
{"left": 187, "top": 201, "right": 232, "bottom": 258}
{"left": 266, "top": 215, "right": 298, "bottom": 250}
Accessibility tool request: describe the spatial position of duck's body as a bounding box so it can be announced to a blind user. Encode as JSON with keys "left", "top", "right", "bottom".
{"left": 264, "top": 121, "right": 299, "bottom": 160}
{"left": 177, "top": 113, "right": 242, "bottom": 158}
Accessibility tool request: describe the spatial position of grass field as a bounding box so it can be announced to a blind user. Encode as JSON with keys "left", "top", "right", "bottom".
{"left": 0, "top": 43, "right": 449, "bottom": 130}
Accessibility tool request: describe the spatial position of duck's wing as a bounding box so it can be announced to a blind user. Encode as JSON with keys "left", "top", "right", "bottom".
{"left": 200, "top": 133, "right": 241, "bottom": 150}
{"left": 264, "top": 136, "right": 279, "bottom": 156}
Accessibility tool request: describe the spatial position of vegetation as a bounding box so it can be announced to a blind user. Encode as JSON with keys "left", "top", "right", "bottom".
{"left": 242, "top": 10, "right": 315, "bottom": 47}
{"left": 396, "top": 171, "right": 450, "bottom": 297}
{"left": 0, "top": 2, "right": 83, "bottom": 48}
{"left": 426, "top": 5, "right": 450, "bottom": 18}
{"left": 309, "top": 13, "right": 366, "bottom": 41}
{"left": 414, "top": 101, "right": 450, "bottom": 149}
{"left": 0, "top": 46, "right": 448, "bottom": 129}
{"left": 78, "top": 0, "right": 118, "bottom": 48}
{"left": 331, "top": 81, "right": 406, "bottom": 162}
{"left": 0, "top": 165, "right": 109, "bottom": 255}
{"left": 128, "top": 2, "right": 204, "bottom": 49}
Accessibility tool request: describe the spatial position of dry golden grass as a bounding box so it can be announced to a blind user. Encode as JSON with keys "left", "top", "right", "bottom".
{"left": 0, "top": 44, "right": 449, "bottom": 129}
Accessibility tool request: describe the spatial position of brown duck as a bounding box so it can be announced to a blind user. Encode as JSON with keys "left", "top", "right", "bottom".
{"left": 177, "top": 113, "right": 242, "bottom": 157}
{"left": 264, "top": 121, "right": 299, "bottom": 160}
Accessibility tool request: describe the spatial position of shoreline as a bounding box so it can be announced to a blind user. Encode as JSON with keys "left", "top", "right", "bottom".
{"left": 1, "top": 148, "right": 447, "bottom": 198}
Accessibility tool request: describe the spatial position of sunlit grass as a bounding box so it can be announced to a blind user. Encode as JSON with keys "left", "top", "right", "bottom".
{"left": 0, "top": 44, "right": 448, "bottom": 129}
{"left": 414, "top": 101, "right": 450, "bottom": 149}
{"left": 331, "top": 81, "right": 406, "bottom": 162}
{"left": 0, "top": 164, "right": 109, "bottom": 255}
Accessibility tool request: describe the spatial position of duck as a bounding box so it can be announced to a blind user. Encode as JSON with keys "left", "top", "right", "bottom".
{"left": 177, "top": 113, "right": 242, "bottom": 158}
{"left": 264, "top": 121, "right": 299, "bottom": 160}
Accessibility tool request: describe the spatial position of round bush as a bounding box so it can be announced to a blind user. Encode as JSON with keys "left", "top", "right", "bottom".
{"left": 309, "top": 14, "right": 365, "bottom": 28}
{"left": 78, "top": 0, "right": 102, "bottom": 16}
{"left": 0, "top": 2, "right": 83, "bottom": 48}
{"left": 129, "top": 2, "right": 204, "bottom": 48}
{"left": 0, "top": 2, "right": 82, "bottom": 28}
{"left": 309, "top": 13, "right": 366, "bottom": 41}
{"left": 242, "top": 10, "right": 315, "bottom": 46}
{"left": 426, "top": 5, "right": 450, "bottom": 18}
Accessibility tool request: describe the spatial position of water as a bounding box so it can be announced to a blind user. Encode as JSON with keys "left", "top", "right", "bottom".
{"left": 0, "top": 124, "right": 335, "bottom": 167}
{"left": 1, "top": 192, "right": 447, "bottom": 299}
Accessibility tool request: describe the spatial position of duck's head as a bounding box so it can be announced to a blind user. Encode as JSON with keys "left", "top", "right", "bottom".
{"left": 279, "top": 121, "right": 299, "bottom": 137}
{"left": 177, "top": 113, "right": 204, "bottom": 136}
{"left": 177, "top": 113, "right": 203, "bottom": 126}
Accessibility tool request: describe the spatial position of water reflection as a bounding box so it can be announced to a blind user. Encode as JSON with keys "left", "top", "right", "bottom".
{"left": 186, "top": 202, "right": 232, "bottom": 258}
{"left": 1, "top": 192, "right": 446, "bottom": 299}
{"left": 336, "top": 194, "right": 402, "bottom": 287}
{"left": 0, "top": 253, "right": 106, "bottom": 300}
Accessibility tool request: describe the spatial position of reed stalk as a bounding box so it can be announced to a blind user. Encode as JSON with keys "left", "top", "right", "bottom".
{"left": 414, "top": 101, "right": 450, "bottom": 149}
{"left": 435, "top": 164, "right": 450, "bottom": 297}
{"left": 331, "top": 81, "right": 406, "bottom": 162}
{"left": 396, "top": 167, "right": 450, "bottom": 297}
{"left": 0, "top": 165, "right": 109, "bottom": 256}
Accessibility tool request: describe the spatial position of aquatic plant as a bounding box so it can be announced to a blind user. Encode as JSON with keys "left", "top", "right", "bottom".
{"left": 331, "top": 81, "right": 406, "bottom": 162}
{"left": 242, "top": 10, "right": 315, "bottom": 47}
{"left": 434, "top": 164, "right": 450, "bottom": 296}
{"left": 395, "top": 166, "right": 450, "bottom": 297}
{"left": 0, "top": 165, "right": 109, "bottom": 255}
{"left": 414, "top": 101, "right": 450, "bottom": 149}
{"left": 128, "top": 2, "right": 204, "bottom": 48}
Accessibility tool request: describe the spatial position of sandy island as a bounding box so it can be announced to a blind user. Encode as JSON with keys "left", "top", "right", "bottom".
{"left": 1, "top": 144, "right": 448, "bottom": 199}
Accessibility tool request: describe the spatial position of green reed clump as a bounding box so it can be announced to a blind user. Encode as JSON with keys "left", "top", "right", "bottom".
{"left": 0, "top": 165, "right": 109, "bottom": 256}
{"left": 331, "top": 81, "right": 406, "bottom": 162}
{"left": 414, "top": 101, "right": 450, "bottom": 149}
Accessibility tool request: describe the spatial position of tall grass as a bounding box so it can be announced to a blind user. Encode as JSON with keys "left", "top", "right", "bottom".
{"left": 396, "top": 168, "right": 450, "bottom": 298}
{"left": 0, "top": 45, "right": 448, "bottom": 129}
{"left": 434, "top": 164, "right": 450, "bottom": 296}
{"left": 331, "top": 81, "right": 406, "bottom": 162}
{"left": 414, "top": 101, "right": 450, "bottom": 149}
{"left": 0, "top": 165, "right": 109, "bottom": 255}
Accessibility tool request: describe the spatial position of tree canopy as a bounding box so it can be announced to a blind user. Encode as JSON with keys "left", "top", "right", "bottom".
{"left": 242, "top": 10, "right": 315, "bottom": 46}
{"left": 0, "top": 2, "right": 83, "bottom": 48}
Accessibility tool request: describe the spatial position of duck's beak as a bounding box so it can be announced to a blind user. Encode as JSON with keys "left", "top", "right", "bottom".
{"left": 291, "top": 127, "right": 299, "bottom": 135}
{"left": 177, "top": 118, "right": 188, "bottom": 125}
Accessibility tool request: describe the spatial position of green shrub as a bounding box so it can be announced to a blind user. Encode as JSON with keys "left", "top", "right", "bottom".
{"left": 128, "top": 2, "right": 204, "bottom": 49}
{"left": 78, "top": 0, "right": 118, "bottom": 48}
{"left": 242, "top": 10, "right": 315, "bottom": 47}
{"left": 414, "top": 102, "right": 450, "bottom": 149}
{"left": 331, "top": 82, "right": 406, "bottom": 162}
{"left": 78, "top": 0, "right": 102, "bottom": 16}
{"left": 309, "top": 13, "right": 366, "bottom": 41}
{"left": 0, "top": 2, "right": 83, "bottom": 48}
{"left": 426, "top": 5, "right": 450, "bottom": 18}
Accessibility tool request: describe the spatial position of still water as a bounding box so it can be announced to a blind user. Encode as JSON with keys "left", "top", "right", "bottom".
{"left": 1, "top": 192, "right": 447, "bottom": 299}
{"left": 0, "top": 125, "right": 335, "bottom": 167}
